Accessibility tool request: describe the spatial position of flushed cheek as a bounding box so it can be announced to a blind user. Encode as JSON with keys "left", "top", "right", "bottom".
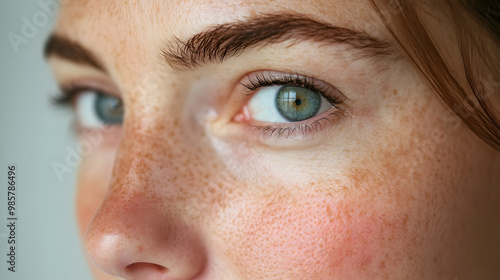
{"left": 232, "top": 195, "right": 411, "bottom": 279}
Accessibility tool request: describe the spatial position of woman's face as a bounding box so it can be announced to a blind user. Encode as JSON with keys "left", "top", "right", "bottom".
{"left": 48, "top": 0, "right": 500, "bottom": 279}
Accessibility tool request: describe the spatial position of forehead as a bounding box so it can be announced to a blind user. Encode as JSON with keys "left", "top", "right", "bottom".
{"left": 55, "top": 0, "right": 378, "bottom": 39}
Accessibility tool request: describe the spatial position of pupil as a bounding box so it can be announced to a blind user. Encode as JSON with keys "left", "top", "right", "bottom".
{"left": 276, "top": 86, "right": 321, "bottom": 122}
{"left": 95, "top": 94, "right": 124, "bottom": 124}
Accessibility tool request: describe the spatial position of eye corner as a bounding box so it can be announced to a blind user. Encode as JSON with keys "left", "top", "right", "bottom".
{"left": 233, "top": 106, "right": 253, "bottom": 123}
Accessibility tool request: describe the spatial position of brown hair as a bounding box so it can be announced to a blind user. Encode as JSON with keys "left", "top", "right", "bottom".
{"left": 371, "top": 0, "right": 500, "bottom": 151}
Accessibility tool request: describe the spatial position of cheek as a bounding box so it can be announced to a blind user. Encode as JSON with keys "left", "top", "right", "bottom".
{"left": 227, "top": 193, "right": 411, "bottom": 279}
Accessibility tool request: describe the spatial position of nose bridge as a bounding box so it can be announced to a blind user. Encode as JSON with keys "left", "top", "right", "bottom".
{"left": 114, "top": 118, "right": 208, "bottom": 202}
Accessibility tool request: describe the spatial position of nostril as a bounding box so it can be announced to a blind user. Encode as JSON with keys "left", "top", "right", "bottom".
{"left": 126, "top": 262, "right": 168, "bottom": 271}
{"left": 125, "top": 262, "right": 169, "bottom": 278}
{"left": 85, "top": 194, "right": 209, "bottom": 279}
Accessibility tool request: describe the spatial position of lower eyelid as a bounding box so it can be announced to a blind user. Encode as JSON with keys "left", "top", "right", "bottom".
{"left": 234, "top": 109, "right": 343, "bottom": 146}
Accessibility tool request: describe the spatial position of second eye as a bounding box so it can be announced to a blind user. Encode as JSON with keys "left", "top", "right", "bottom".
{"left": 76, "top": 90, "right": 124, "bottom": 128}
{"left": 247, "top": 85, "right": 333, "bottom": 123}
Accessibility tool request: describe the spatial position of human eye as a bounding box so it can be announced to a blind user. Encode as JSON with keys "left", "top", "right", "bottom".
{"left": 233, "top": 71, "right": 346, "bottom": 139}
{"left": 55, "top": 86, "right": 124, "bottom": 129}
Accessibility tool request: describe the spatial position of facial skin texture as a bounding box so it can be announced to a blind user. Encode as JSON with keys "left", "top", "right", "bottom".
{"left": 48, "top": 0, "right": 500, "bottom": 279}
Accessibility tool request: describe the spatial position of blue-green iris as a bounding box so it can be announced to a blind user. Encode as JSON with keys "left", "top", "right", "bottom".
{"left": 95, "top": 94, "right": 124, "bottom": 124}
{"left": 275, "top": 86, "right": 321, "bottom": 122}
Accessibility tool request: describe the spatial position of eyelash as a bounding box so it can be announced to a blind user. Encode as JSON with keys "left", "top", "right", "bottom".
{"left": 240, "top": 73, "right": 343, "bottom": 104}
{"left": 239, "top": 72, "right": 345, "bottom": 139}
{"left": 248, "top": 118, "right": 336, "bottom": 139}
{"left": 53, "top": 74, "right": 345, "bottom": 140}
{"left": 53, "top": 86, "right": 92, "bottom": 106}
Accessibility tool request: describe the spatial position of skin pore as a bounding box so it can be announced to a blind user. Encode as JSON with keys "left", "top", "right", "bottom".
{"left": 47, "top": 0, "right": 500, "bottom": 279}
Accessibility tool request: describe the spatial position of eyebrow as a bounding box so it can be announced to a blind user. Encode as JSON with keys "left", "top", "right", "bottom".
{"left": 44, "top": 34, "right": 106, "bottom": 72}
{"left": 162, "top": 13, "right": 395, "bottom": 70}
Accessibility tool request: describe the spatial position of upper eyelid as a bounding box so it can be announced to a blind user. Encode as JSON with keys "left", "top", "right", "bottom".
{"left": 239, "top": 71, "right": 348, "bottom": 106}
{"left": 64, "top": 78, "right": 121, "bottom": 96}
{"left": 241, "top": 72, "right": 323, "bottom": 91}
{"left": 53, "top": 84, "right": 121, "bottom": 108}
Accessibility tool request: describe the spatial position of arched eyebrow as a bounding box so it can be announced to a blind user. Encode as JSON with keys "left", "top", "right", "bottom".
{"left": 44, "top": 14, "right": 395, "bottom": 73}
{"left": 162, "top": 13, "right": 396, "bottom": 71}
{"left": 44, "top": 34, "right": 106, "bottom": 73}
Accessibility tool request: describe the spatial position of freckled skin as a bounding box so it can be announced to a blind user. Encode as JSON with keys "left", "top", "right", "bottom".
{"left": 49, "top": 0, "right": 500, "bottom": 279}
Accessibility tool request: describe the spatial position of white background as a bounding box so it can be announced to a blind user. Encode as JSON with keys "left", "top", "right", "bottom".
{"left": 0, "top": 1, "right": 93, "bottom": 279}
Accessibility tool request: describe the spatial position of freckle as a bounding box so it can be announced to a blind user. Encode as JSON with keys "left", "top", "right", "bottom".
{"left": 326, "top": 204, "right": 333, "bottom": 218}
{"left": 379, "top": 260, "right": 386, "bottom": 269}
{"left": 403, "top": 214, "right": 408, "bottom": 227}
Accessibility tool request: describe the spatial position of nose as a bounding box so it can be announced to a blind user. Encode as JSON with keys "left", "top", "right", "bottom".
{"left": 85, "top": 131, "right": 209, "bottom": 279}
